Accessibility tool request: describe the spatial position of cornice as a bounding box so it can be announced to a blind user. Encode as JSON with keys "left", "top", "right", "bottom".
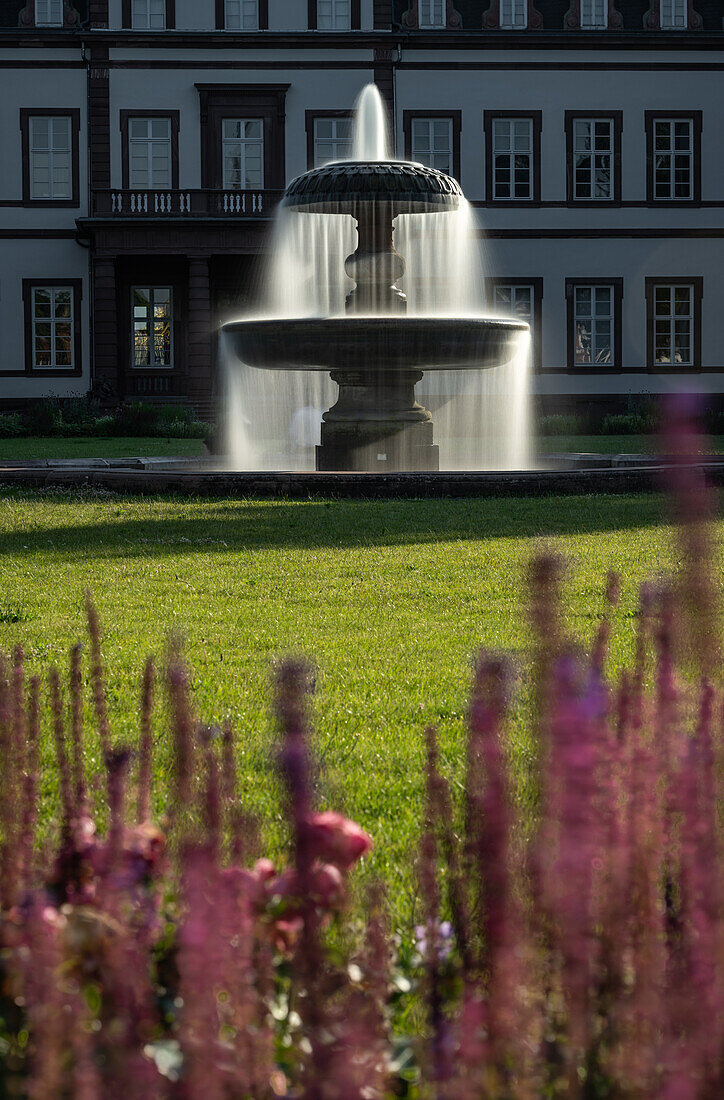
{"left": 2, "top": 28, "right": 724, "bottom": 50}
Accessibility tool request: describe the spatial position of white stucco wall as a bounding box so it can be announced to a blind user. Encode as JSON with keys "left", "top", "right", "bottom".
{"left": 0, "top": 239, "right": 90, "bottom": 397}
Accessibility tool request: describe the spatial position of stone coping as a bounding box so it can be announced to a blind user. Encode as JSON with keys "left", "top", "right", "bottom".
{"left": 0, "top": 456, "right": 722, "bottom": 499}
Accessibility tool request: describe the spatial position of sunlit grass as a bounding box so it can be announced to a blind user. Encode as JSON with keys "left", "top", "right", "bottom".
{"left": 0, "top": 487, "right": 692, "bottom": 925}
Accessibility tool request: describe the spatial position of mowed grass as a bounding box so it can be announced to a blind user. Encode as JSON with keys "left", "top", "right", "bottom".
{"left": 0, "top": 488, "right": 695, "bottom": 925}
{"left": 3, "top": 434, "right": 724, "bottom": 464}
{"left": 0, "top": 437, "right": 205, "bottom": 461}
{"left": 537, "top": 433, "right": 724, "bottom": 455}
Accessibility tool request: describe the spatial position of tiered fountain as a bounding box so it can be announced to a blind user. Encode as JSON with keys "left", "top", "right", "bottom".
{"left": 223, "top": 87, "right": 529, "bottom": 473}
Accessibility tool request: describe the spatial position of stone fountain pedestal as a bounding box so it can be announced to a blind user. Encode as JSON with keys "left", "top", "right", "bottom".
{"left": 317, "top": 368, "right": 438, "bottom": 471}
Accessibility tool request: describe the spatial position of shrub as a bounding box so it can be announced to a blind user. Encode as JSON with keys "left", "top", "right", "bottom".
{"left": 537, "top": 412, "right": 583, "bottom": 436}
{"left": 600, "top": 411, "right": 656, "bottom": 435}
{"left": 0, "top": 413, "right": 24, "bottom": 438}
{"left": 1, "top": 399, "right": 210, "bottom": 440}
{"left": 0, "top": 401, "right": 721, "bottom": 1098}
{"left": 22, "top": 398, "right": 64, "bottom": 435}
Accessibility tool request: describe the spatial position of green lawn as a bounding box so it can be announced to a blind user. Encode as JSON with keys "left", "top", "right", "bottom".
{"left": 0, "top": 488, "right": 694, "bottom": 926}
{"left": 2, "top": 433, "right": 723, "bottom": 464}
{"left": 0, "top": 436, "right": 205, "bottom": 461}
{"left": 538, "top": 433, "right": 724, "bottom": 455}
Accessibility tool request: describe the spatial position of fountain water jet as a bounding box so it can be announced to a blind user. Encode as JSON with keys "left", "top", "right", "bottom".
{"left": 223, "top": 84, "right": 530, "bottom": 472}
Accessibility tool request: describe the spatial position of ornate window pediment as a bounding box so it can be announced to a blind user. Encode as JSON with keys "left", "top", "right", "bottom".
{"left": 564, "top": 0, "right": 622, "bottom": 29}
{"left": 19, "top": 1, "right": 80, "bottom": 27}
{"left": 402, "top": 0, "right": 461, "bottom": 28}
{"left": 483, "top": 0, "right": 543, "bottom": 29}
{"left": 644, "top": 0, "right": 701, "bottom": 28}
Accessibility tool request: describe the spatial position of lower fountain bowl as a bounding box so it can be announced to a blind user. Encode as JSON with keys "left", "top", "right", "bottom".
{"left": 222, "top": 316, "right": 528, "bottom": 373}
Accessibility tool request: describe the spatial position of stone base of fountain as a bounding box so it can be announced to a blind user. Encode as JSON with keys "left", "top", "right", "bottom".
{"left": 316, "top": 427, "right": 438, "bottom": 472}
{"left": 316, "top": 367, "right": 439, "bottom": 471}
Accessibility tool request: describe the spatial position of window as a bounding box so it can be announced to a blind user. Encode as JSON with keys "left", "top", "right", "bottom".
{"left": 645, "top": 113, "right": 700, "bottom": 204}
{"left": 197, "top": 86, "right": 287, "bottom": 190}
{"left": 492, "top": 118, "right": 533, "bottom": 200}
{"left": 313, "top": 117, "right": 352, "bottom": 167}
{"left": 565, "top": 114, "right": 622, "bottom": 203}
{"left": 131, "top": 0, "right": 166, "bottom": 28}
{"left": 494, "top": 284, "right": 533, "bottom": 324}
{"left": 660, "top": 0, "right": 686, "bottom": 27}
{"left": 487, "top": 278, "right": 543, "bottom": 368}
{"left": 22, "top": 280, "right": 82, "bottom": 376}
{"left": 29, "top": 116, "right": 71, "bottom": 200}
{"left": 222, "top": 119, "right": 264, "bottom": 188}
{"left": 127, "top": 117, "right": 172, "bottom": 188}
{"left": 224, "top": 0, "right": 259, "bottom": 27}
{"left": 132, "top": 288, "right": 173, "bottom": 368}
{"left": 499, "top": 0, "right": 527, "bottom": 27}
{"left": 20, "top": 109, "right": 79, "bottom": 206}
{"left": 317, "top": 0, "right": 350, "bottom": 28}
{"left": 31, "top": 287, "right": 74, "bottom": 369}
{"left": 411, "top": 119, "right": 453, "bottom": 173}
{"left": 580, "top": 0, "right": 607, "bottom": 27}
{"left": 652, "top": 119, "right": 692, "bottom": 199}
{"left": 404, "top": 111, "right": 461, "bottom": 179}
{"left": 122, "top": 0, "right": 174, "bottom": 26}
{"left": 35, "top": 0, "right": 62, "bottom": 24}
{"left": 645, "top": 281, "right": 703, "bottom": 369}
{"left": 566, "top": 279, "right": 623, "bottom": 370}
{"left": 573, "top": 286, "right": 613, "bottom": 365}
{"left": 419, "top": 0, "right": 445, "bottom": 27}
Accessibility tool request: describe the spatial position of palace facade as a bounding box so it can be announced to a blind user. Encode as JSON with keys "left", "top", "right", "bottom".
{"left": 1, "top": 0, "right": 723, "bottom": 418}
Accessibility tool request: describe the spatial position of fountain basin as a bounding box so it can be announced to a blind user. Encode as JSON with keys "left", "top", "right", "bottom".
{"left": 223, "top": 316, "right": 528, "bottom": 473}
{"left": 223, "top": 316, "right": 527, "bottom": 372}
{"left": 281, "top": 160, "right": 463, "bottom": 214}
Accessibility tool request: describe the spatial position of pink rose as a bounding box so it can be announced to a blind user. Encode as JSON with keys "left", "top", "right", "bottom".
{"left": 305, "top": 812, "right": 372, "bottom": 870}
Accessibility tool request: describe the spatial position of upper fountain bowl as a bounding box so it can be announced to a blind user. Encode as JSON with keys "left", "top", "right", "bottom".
{"left": 282, "top": 160, "right": 463, "bottom": 215}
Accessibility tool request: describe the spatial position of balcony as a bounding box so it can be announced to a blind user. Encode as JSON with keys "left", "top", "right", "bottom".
{"left": 91, "top": 189, "right": 285, "bottom": 219}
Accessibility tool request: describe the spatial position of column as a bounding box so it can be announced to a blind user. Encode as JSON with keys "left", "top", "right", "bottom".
{"left": 186, "top": 257, "right": 214, "bottom": 418}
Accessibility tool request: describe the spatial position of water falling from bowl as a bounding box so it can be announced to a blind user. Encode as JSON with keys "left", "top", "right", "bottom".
{"left": 222, "top": 84, "right": 532, "bottom": 472}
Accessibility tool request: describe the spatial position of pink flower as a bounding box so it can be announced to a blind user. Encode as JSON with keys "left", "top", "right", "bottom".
{"left": 304, "top": 811, "right": 372, "bottom": 869}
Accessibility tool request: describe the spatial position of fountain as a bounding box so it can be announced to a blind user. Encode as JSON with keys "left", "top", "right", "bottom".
{"left": 223, "top": 86, "right": 529, "bottom": 473}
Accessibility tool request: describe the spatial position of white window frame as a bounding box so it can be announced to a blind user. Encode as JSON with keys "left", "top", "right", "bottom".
{"left": 29, "top": 115, "right": 72, "bottom": 200}
{"left": 419, "top": 0, "right": 445, "bottom": 27}
{"left": 131, "top": 0, "right": 166, "bottom": 30}
{"left": 222, "top": 119, "right": 264, "bottom": 190}
{"left": 493, "top": 283, "right": 534, "bottom": 325}
{"left": 35, "top": 0, "right": 63, "bottom": 25}
{"left": 128, "top": 117, "right": 172, "bottom": 189}
{"left": 225, "top": 0, "right": 259, "bottom": 29}
{"left": 492, "top": 118, "right": 533, "bottom": 201}
{"left": 660, "top": 0, "right": 687, "bottom": 27}
{"left": 653, "top": 284, "right": 693, "bottom": 367}
{"left": 499, "top": 0, "right": 527, "bottom": 28}
{"left": 132, "top": 287, "right": 174, "bottom": 369}
{"left": 652, "top": 118, "right": 693, "bottom": 200}
{"left": 411, "top": 118, "right": 454, "bottom": 174}
{"left": 313, "top": 117, "right": 353, "bottom": 167}
{"left": 580, "top": 0, "right": 607, "bottom": 28}
{"left": 31, "top": 286, "right": 75, "bottom": 371}
{"left": 572, "top": 118, "right": 613, "bottom": 201}
{"left": 573, "top": 284, "right": 614, "bottom": 367}
{"left": 317, "top": 0, "right": 351, "bottom": 29}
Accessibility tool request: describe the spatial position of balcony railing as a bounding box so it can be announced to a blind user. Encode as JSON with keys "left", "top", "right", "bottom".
{"left": 91, "top": 189, "right": 285, "bottom": 218}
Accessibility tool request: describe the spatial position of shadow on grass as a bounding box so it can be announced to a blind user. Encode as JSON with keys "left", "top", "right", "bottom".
{"left": 0, "top": 492, "right": 671, "bottom": 559}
